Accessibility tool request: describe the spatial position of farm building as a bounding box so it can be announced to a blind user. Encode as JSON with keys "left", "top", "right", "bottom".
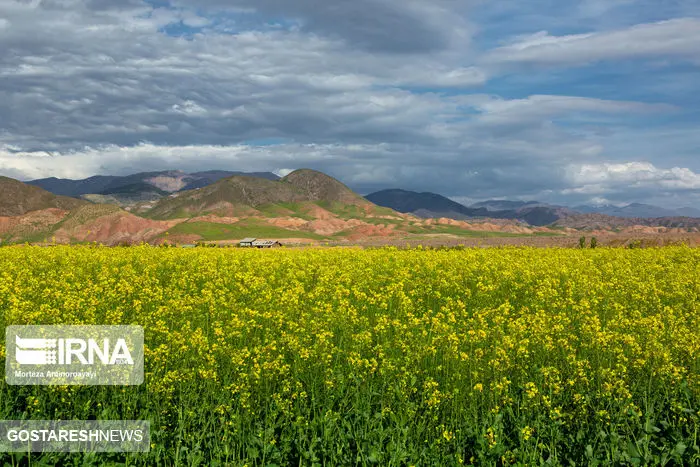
{"left": 239, "top": 237, "right": 256, "bottom": 247}
{"left": 239, "top": 238, "right": 282, "bottom": 248}
{"left": 252, "top": 240, "right": 282, "bottom": 248}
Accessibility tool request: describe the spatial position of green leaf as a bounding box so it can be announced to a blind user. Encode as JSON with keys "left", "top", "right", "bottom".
{"left": 674, "top": 442, "right": 687, "bottom": 456}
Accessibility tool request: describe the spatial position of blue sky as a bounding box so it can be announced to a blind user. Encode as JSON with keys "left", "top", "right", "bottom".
{"left": 0, "top": 0, "right": 698, "bottom": 208}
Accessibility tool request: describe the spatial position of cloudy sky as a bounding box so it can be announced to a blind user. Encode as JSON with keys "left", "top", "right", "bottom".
{"left": 1, "top": 0, "right": 699, "bottom": 207}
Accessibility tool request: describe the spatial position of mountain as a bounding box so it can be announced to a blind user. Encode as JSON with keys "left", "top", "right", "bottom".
{"left": 0, "top": 176, "right": 87, "bottom": 216}
{"left": 139, "top": 169, "right": 437, "bottom": 242}
{"left": 145, "top": 171, "right": 557, "bottom": 243}
{"left": 3, "top": 171, "right": 411, "bottom": 244}
{"left": 147, "top": 169, "right": 374, "bottom": 220}
{"left": 466, "top": 200, "right": 579, "bottom": 225}
{"left": 574, "top": 203, "right": 700, "bottom": 219}
{"left": 676, "top": 207, "right": 700, "bottom": 217}
{"left": 365, "top": 190, "right": 577, "bottom": 226}
{"left": 366, "top": 189, "right": 700, "bottom": 226}
{"left": 282, "top": 169, "right": 371, "bottom": 205}
{"left": 507, "top": 205, "right": 575, "bottom": 226}
{"left": 183, "top": 171, "right": 280, "bottom": 190}
{"left": 365, "top": 189, "right": 490, "bottom": 218}
{"left": 147, "top": 175, "right": 311, "bottom": 219}
{"left": 27, "top": 170, "right": 280, "bottom": 206}
{"left": 469, "top": 200, "right": 543, "bottom": 211}
{"left": 554, "top": 213, "right": 700, "bottom": 230}
{"left": 612, "top": 203, "right": 677, "bottom": 218}
{"left": 27, "top": 172, "right": 168, "bottom": 197}
{"left": 0, "top": 177, "right": 179, "bottom": 245}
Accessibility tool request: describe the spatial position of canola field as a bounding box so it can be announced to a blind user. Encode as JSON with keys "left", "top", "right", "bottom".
{"left": 0, "top": 245, "right": 699, "bottom": 465}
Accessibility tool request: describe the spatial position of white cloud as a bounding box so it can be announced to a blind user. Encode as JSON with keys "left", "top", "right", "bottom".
{"left": 564, "top": 162, "right": 700, "bottom": 195}
{"left": 488, "top": 18, "right": 700, "bottom": 65}
{"left": 172, "top": 101, "right": 207, "bottom": 115}
{"left": 586, "top": 196, "right": 625, "bottom": 206}
{"left": 273, "top": 168, "right": 294, "bottom": 177}
{"left": 463, "top": 94, "right": 674, "bottom": 123}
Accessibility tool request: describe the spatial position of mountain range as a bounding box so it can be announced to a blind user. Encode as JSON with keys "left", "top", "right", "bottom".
{"left": 26, "top": 172, "right": 699, "bottom": 222}
{"left": 573, "top": 203, "right": 700, "bottom": 218}
{"left": 365, "top": 189, "right": 700, "bottom": 226}
{"left": 1, "top": 169, "right": 699, "bottom": 246}
{"left": 6, "top": 169, "right": 543, "bottom": 245}
{"left": 366, "top": 190, "right": 576, "bottom": 226}
{"left": 27, "top": 170, "right": 280, "bottom": 207}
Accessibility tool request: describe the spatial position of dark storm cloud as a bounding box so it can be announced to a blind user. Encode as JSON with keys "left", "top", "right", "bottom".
{"left": 171, "top": 0, "right": 469, "bottom": 53}
{"left": 0, "top": 0, "right": 698, "bottom": 208}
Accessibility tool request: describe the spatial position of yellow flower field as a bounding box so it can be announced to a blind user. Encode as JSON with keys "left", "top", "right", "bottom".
{"left": 0, "top": 245, "right": 698, "bottom": 465}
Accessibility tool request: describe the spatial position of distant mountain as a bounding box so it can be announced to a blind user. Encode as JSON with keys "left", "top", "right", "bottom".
{"left": 365, "top": 190, "right": 576, "bottom": 226}
{"left": 182, "top": 171, "right": 280, "bottom": 190}
{"left": 470, "top": 200, "right": 576, "bottom": 226}
{"left": 574, "top": 203, "right": 700, "bottom": 219}
{"left": 0, "top": 176, "right": 87, "bottom": 216}
{"left": 365, "top": 189, "right": 491, "bottom": 218}
{"left": 28, "top": 171, "right": 279, "bottom": 197}
{"left": 469, "top": 200, "right": 543, "bottom": 211}
{"left": 27, "top": 171, "right": 188, "bottom": 197}
{"left": 27, "top": 175, "right": 122, "bottom": 197}
{"left": 508, "top": 205, "right": 576, "bottom": 226}
{"left": 27, "top": 170, "right": 281, "bottom": 208}
{"left": 676, "top": 207, "right": 700, "bottom": 217}
{"left": 31, "top": 170, "right": 697, "bottom": 222}
{"left": 554, "top": 213, "right": 700, "bottom": 230}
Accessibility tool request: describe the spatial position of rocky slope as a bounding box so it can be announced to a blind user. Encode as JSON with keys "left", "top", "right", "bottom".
{"left": 0, "top": 177, "right": 87, "bottom": 216}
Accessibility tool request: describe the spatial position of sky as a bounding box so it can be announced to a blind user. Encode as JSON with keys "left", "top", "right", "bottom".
{"left": 0, "top": 0, "right": 699, "bottom": 208}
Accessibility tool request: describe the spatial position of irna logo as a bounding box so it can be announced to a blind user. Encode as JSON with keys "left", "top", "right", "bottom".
{"left": 14, "top": 336, "right": 134, "bottom": 366}
{"left": 6, "top": 325, "right": 144, "bottom": 386}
